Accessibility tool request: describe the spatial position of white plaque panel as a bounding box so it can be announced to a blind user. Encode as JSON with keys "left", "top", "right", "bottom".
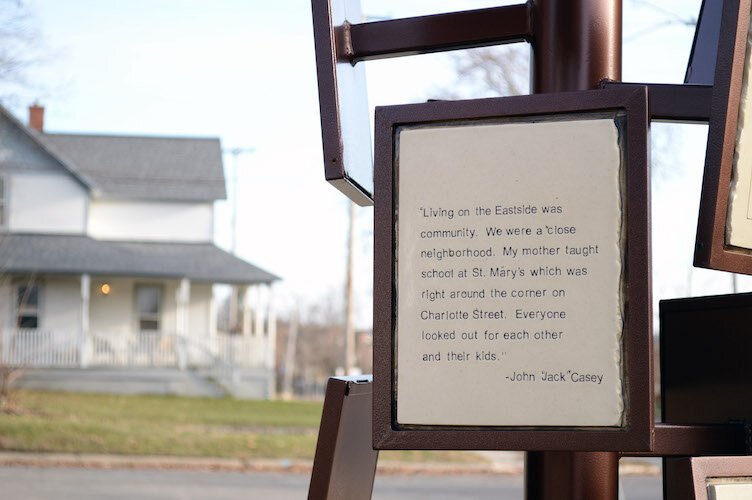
{"left": 395, "top": 116, "right": 626, "bottom": 427}
{"left": 727, "top": 12, "right": 752, "bottom": 249}
{"left": 708, "top": 481, "right": 752, "bottom": 500}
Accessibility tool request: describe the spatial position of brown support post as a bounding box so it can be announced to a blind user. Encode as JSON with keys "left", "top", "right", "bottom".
{"left": 526, "top": 452, "right": 620, "bottom": 500}
{"left": 531, "top": 0, "right": 622, "bottom": 93}
{"left": 527, "top": 0, "right": 622, "bottom": 499}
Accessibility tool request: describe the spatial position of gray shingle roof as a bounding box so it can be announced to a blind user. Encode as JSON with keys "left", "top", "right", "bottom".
{"left": 0, "top": 234, "right": 278, "bottom": 285}
{"left": 38, "top": 133, "right": 226, "bottom": 202}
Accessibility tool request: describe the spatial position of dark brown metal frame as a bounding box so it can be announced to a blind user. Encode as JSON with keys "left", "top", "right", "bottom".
{"left": 311, "top": 0, "right": 532, "bottom": 205}
{"left": 311, "top": 0, "right": 717, "bottom": 205}
{"left": 601, "top": 82, "right": 712, "bottom": 123}
{"left": 309, "top": 377, "right": 378, "bottom": 500}
{"left": 348, "top": 4, "right": 531, "bottom": 62}
{"left": 695, "top": 0, "right": 752, "bottom": 274}
{"left": 659, "top": 292, "right": 752, "bottom": 500}
{"left": 664, "top": 456, "right": 752, "bottom": 500}
{"left": 686, "top": 0, "right": 725, "bottom": 85}
{"left": 372, "top": 86, "right": 653, "bottom": 452}
{"left": 311, "top": 0, "right": 374, "bottom": 206}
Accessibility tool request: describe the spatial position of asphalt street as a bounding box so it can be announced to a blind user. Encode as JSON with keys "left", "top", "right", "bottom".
{"left": 0, "top": 467, "right": 662, "bottom": 499}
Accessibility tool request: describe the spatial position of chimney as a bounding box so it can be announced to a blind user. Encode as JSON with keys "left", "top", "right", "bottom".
{"left": 28, "top": 104, "right": 44, "bottom": 131}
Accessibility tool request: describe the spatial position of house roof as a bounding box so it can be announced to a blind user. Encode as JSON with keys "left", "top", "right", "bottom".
{"left": 0, "top": 234, "right": 278, "bottom": 285}
{"left": 38, "top": 133, "right": 226, "bottom": 202}
{"left": 0, "top": 106, "right": 94, "bottom": 188}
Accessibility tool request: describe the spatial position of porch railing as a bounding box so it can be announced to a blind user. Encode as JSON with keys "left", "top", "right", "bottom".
{"left": 1, "top": 329, "right": 79, "bottom": 367}
{"left": 90, "top": 332, "right": 178, "bottom": 367}
{"left": 0, "top": 329, "right": 271, "bottom": 369}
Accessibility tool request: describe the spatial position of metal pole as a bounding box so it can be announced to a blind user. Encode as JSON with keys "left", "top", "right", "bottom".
{"left": 526, "top": 451, "right": 619, "bottom": 500}
{"left": 531, "top": 0, "right": 621, "bottom": 93}
{"left": 527, "top": 0, "right": 622, "bottom": 499}
{"left": 344, "top": 201, "right": 357, "bottom": 375}
{"left": 224, "top": 147, "right": 254, "bottom": 333}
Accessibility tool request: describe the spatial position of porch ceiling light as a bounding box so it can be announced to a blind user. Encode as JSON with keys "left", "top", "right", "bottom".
{"left": 100, "top": 283, "right": 111, "bottom": 295}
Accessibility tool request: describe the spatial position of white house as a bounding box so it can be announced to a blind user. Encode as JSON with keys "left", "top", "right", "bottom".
{"left": 0, "top": 104, "right": 278, "bottom": 397}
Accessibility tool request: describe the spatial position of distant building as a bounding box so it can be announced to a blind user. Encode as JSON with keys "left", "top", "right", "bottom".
{"left": 0, "top": 104, "right": 278, "bottom": 398}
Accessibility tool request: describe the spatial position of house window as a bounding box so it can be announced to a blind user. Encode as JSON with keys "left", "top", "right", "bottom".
{"left": 16, "top": 283, "right": 40, "bottom": 329}
{"left": 136, "top": 285, "right": 161, "bottom": 332}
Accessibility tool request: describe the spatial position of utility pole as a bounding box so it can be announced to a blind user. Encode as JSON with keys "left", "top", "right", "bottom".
{"left": 344, "top": 201, "right": 357, "bottom": 375}
{"left": 224, "top": 147, "right": 255, "bottom": 333}
{"left": 282, "top": 303, "right": 300, "bottom": 400}
{"left": 225, "top": 147, "right": 255, "bottom": 255}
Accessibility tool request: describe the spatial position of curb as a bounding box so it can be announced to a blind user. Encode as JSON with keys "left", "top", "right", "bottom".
{"left": 0, "top": 452, "right": 660, "bottom": 476}
{"left": 0, "top": 453, "right": 312, "bottom": 474}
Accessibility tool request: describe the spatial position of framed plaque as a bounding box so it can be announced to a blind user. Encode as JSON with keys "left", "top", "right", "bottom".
{"left": 694, "top": 0, "right": 752, "bottom": 273}
{"left": 665, "top": 457, "right": 752, "bottom": 500}
{"left": 373, "top": 87, "right": 653, "bottom": 451}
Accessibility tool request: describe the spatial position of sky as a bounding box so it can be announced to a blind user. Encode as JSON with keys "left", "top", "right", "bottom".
{"left": 8, "top": 0, "right": 752, "bottom": 327}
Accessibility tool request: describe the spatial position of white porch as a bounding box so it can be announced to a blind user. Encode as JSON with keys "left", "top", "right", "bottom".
{"left": 1, "top": 328, "right": 273, "bottom": 370}
{"left": 0, "top": 274, "right": 277, "bottom": 372}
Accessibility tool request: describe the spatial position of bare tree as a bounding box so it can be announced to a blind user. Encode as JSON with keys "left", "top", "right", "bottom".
{"left": 343, "top": 201, "right": 356, "bottom": 376}
{"left": 625, "top": 0, "right": 697, "bottom": 42}
{"left": 0, "top": 0, "right": 47, "bottom": 104}
{"left": 274, "top": 291, "right": 373, "bottom": 397}
{"left": 433, "top": 44, "right": 528, "bottom": 101}
{"left": 0, "top": 360, "right": 24, "bottom": 413}
{"left": 0, "top": 274, "right": 37, "bottom": 414}
{"left": 280, "top": 303, "right": 299, "bottom": 400}
{"left": 434, "top": 1, "right": 696, "bottom": 100}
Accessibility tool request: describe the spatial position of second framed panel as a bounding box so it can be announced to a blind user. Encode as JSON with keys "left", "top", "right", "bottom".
{"left": 694, "top": 0, "right": 752, "bottom": 273}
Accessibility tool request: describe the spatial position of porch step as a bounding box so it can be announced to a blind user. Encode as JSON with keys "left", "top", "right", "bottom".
{"left": 196, "top": 367, "right": 274, "bottom": 399}
{"left": 14, "top": 368, "right": 229, "bottom": 398}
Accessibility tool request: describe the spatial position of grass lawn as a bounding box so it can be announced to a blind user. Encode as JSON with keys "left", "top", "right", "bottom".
{"left": 0, "top": 391, "right": 483, "bottom": 463}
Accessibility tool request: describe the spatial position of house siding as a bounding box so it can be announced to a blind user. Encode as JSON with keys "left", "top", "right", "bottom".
{"left": 0, "top": 277, "right": 81, "bottom": 333}
{"left": 161, "top": 280, "right": 178, "bottom": 334}
{"left": 88, "top": 200, "right": 213, "bottom": 242}
{"left": 188, "top": 284, "right": 213, "bottom": 340}
{"left": 0, "top": 115, "right": 65, "bottom": 173}
{"left": 88, "top": 278, "right": 210, "bottom": 337}
{"left": 90, "top": 277, "right": 135, "bottom": 336}
{"left": 0, "top": 281, "right": 12, "bottom": 329}
{"left": 0, "top": 276, "right": 212, "bottom": 337}
{"left": 90, "top": 277, "right": 181, "bottom": 335}
{"left": 43, "top": 277, "right": 82, "bottom": 335}
{"left": 8, "top": 172, "right": 88, "bottom": 234}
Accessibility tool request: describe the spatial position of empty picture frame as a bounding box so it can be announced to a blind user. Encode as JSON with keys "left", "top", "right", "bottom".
{"left": 311, "top": 0, "right": 373, "bottom": 206}
{"left": 685, "top": 0, "right": 724, "bottom": 85}
{"left": 665, "top": 457, "right": 752, "bottom": 500}
{"left": 661, "top": 293, "right": 752, "bottom": 500}
{"left": 694, "top": 0, "right": 752, "bottom": 273}
{"left": 372, "top": 86, "right": 653, "bottom": 452}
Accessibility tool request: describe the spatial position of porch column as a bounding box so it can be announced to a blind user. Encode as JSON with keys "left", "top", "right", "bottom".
{"left": 209, "top": 291, "right": 218, "bottom": 339}
{"left": 264, "top": 285, "right": 276, "bottom": 398}
{"left": 229, "top": 285, "right": 240, "bottom": 333}
{"left": 254, "top": 286, "right": 265, "bottom": 338}
{"left": 242, "top": 285, "right": 252, "bottom": 337}
{"left": 80, "top": 274, "right": 90, "bottom": 368}
{"left": 265, "top": 284, "right": 276, "bottom": 372}
{"left": 175, "top": 278, "right": 190, "bottom": 370}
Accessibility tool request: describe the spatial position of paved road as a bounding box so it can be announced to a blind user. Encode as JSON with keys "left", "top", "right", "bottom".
{"left": 0, "top": 467, "right": 661, "bottom": 499}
